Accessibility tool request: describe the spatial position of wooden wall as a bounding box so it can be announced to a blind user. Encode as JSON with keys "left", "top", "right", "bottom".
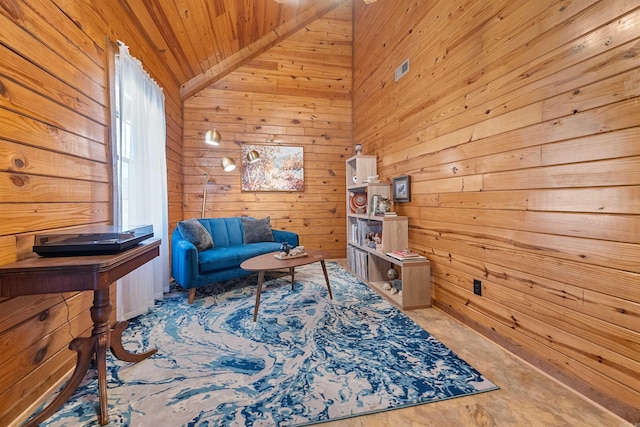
{"left": 182, "top": 4, "right": 353, "bottom": 259}
{"left": 0, "top": 1, "right": 183, "bottom": 425}
{"left": 353, "top": 0, "right": 640, "bottom": 422}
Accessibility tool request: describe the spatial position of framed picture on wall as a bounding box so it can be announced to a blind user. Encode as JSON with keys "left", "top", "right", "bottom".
{"left": 392, "top": 175, "right": 410, "bottom": 202}
{"left": 241, "top": 144, "right": 304, "bottom": 192}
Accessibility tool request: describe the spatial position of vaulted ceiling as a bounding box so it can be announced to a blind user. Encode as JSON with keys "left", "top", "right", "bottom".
{"left": 118, "top": 0, "right": 351, "bottom": 99}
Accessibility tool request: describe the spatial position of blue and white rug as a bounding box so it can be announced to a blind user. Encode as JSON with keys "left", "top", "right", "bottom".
{"left": 42, "top": 263, "right": 497, "bottom": 426}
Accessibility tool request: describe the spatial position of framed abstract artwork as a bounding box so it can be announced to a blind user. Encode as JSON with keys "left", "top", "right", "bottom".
{"left": 241, "top": 144, "right": 304, "bottom": 191}
{"left": 392, "top": 175, "right": 410, "bottom": 202}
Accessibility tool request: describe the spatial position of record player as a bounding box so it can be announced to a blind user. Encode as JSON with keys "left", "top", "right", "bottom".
{"left": 33, "top": 225, "right": 154, "bottom": 256}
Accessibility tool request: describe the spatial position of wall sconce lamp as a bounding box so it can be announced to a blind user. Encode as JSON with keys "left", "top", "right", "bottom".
{"left": 201, "top": 131, "right": 261, "bottom": 217}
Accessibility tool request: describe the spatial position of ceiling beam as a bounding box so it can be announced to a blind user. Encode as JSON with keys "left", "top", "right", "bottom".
{"left": 180, "top": 0, "right": 348, "bottom": 100}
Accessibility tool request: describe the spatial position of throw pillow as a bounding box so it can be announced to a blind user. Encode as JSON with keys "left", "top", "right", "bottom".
{"left": 178, "top": 218, "right": 214, "bottom": 252}
{"left": 241, "top": 216, "right": 275, "bottom": 244}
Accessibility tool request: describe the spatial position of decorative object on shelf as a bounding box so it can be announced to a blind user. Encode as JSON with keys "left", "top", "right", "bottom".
{"left": 352, "top": 174, "right": 358, "bottom": 183}
{"left": 350, "top": 192, "right": 367, "bottom": 214}
{"left": 365, "top": 175, "right": 379, "bottom": 183}
{"left": 391, "top": 277, "right": 403, "bottom": 295}
{"left": 370, "top": 194, "right": 392, "bottom": 215}
{"left": 354, "top": 143, "right": 363, "bottom": 155}
{"left": 365, "top": 229, "right": 382, "bottom": 249}
{"left": 365, "top": 232, "right": 381, "bottom": 249}
{"left": 392, "top": 175, "right": 411, "bottom": 202}
{"left": 369, "top": 194, "right": 379, "bottom": 215}
{"left": 241, "top": 144, "right": 304, "bottom": 192}
{"left": 384, "top": 269, "right": 402, "bottom": 295}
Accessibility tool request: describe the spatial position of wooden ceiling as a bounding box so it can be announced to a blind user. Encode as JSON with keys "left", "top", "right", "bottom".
{"left": 118, "top": 0, "right": 351, "bottom": 99}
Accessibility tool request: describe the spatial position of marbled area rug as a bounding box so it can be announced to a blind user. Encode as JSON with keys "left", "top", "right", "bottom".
{"left": 42, "top": 263, "right": 497, "bottom": 426}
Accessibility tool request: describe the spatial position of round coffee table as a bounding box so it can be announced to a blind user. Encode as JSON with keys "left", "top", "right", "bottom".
{"left": 240, "top": 249, "right": 333, "bottom": 321}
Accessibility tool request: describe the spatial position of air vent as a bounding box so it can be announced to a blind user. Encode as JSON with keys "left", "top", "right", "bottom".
{"left": 395, "top": 59, "right": 410, "bottom": 82}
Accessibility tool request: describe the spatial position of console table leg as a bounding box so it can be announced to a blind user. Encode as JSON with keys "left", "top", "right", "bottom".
{"left": 23, "top": 337, "right": 95, "bottom": 427}
{"left": 96, "top": 334, "right": 109, "bottom": 425}
{"left": 90, "top": 288, "right": 112, "bottom": 425}
{"left": 110, "top": 321, "right": 158, "bottom": 362}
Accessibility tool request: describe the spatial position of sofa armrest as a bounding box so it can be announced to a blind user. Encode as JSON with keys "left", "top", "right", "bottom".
{"left": 171, "top": 238, "right": 199, "bottom": 288}
{"left": 272, "top": 229, "right": 299, "bottom": 247}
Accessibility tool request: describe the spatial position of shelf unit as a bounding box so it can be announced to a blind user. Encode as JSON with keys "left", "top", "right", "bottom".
{"left": 346, "top": 154, "right": 377, "bottom": 186}
{"left": 345, "top": 155, "right": 431, "bottom": 310}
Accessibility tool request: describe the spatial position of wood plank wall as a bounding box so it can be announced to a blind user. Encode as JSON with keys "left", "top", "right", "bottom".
{"left": 182, "top": 4, "right": 353, "bottom": 259}
{"left": 353, "top": 0, "right": 640, "bottom": 422}
{"left": 0, "top": 1, "right": 183, "bottom": 425}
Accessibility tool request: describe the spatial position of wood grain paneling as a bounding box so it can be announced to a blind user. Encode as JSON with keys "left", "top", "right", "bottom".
{"left": 354, "top": 0, "right": 640, "bottom": 423}
{"left": 0, "top": 0, "right": 183, "bottom": 424}
{"left": 179, "top": 0, "right": 349, "bottom": 99}
{"left": 182, "top": 4, "right": 353, "bottom": 259}
{"left": 2, "top": 0, "right": 636, "bottom": 424}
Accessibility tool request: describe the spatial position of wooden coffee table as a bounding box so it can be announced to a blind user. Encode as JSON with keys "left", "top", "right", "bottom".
{"left": 240, "top": 249, "right": 333, "bottom": 321}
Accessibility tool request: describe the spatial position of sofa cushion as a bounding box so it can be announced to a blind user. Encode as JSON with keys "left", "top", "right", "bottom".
{"left": 178, "top": 218, "right": 214, "bottom": 252}
{"left": 241, "top": 216, "right": 275, "bottom": 243}
{"left": 200, "top": 217, "right": 243, "bottom": 248}
{"left": 198, "top": 242, "right": 282, "bottom": 273}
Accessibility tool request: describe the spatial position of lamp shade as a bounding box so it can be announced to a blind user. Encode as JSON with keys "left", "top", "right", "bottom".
{"left": 246, "top": 150, "right": 260, "bottom": 163}
{"left": 221, "top": 157, "right": 236, "bottom": 172}
{"left": 204, "top": 129, "right": 221, "bottom": 146}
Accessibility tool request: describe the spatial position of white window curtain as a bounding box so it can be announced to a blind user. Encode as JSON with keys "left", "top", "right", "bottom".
{"left": 113, "top": 42, "right": 170, "bottom": 321}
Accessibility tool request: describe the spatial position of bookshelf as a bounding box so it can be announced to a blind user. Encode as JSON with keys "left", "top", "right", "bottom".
{"left": 345, "top": 155, "right": 431, "bottom": 310}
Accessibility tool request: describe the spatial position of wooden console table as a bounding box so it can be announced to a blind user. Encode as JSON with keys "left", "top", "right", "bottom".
{"left": 0, "top": 238, "right": 161, "bottom": 426}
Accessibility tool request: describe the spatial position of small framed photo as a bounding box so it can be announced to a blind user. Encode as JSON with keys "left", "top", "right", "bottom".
{"left": 392, "top": 175, "right": 411, "bottom": 202}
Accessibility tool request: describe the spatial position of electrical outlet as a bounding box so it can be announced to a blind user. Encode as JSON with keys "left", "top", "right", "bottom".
{"left": 473, "top": 279, "right": 482, "bottom": 296}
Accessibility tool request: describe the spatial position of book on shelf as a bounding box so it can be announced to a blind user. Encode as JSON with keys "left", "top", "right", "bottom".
{"left": 369, "top": 211, "right": 396, "bottom": 219}
{"left": 386, "top": 250, "right": 426, "bottom": 261}
{"left": 347, "top": 246, "right": 368, "bottom": 280}
{"left": 392, "top": 249, "right": 420, "bottom": 257}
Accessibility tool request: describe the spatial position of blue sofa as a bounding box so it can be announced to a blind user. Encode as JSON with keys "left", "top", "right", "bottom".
{"left": 171, "top": 217, "right": 299, "bottom": 303}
